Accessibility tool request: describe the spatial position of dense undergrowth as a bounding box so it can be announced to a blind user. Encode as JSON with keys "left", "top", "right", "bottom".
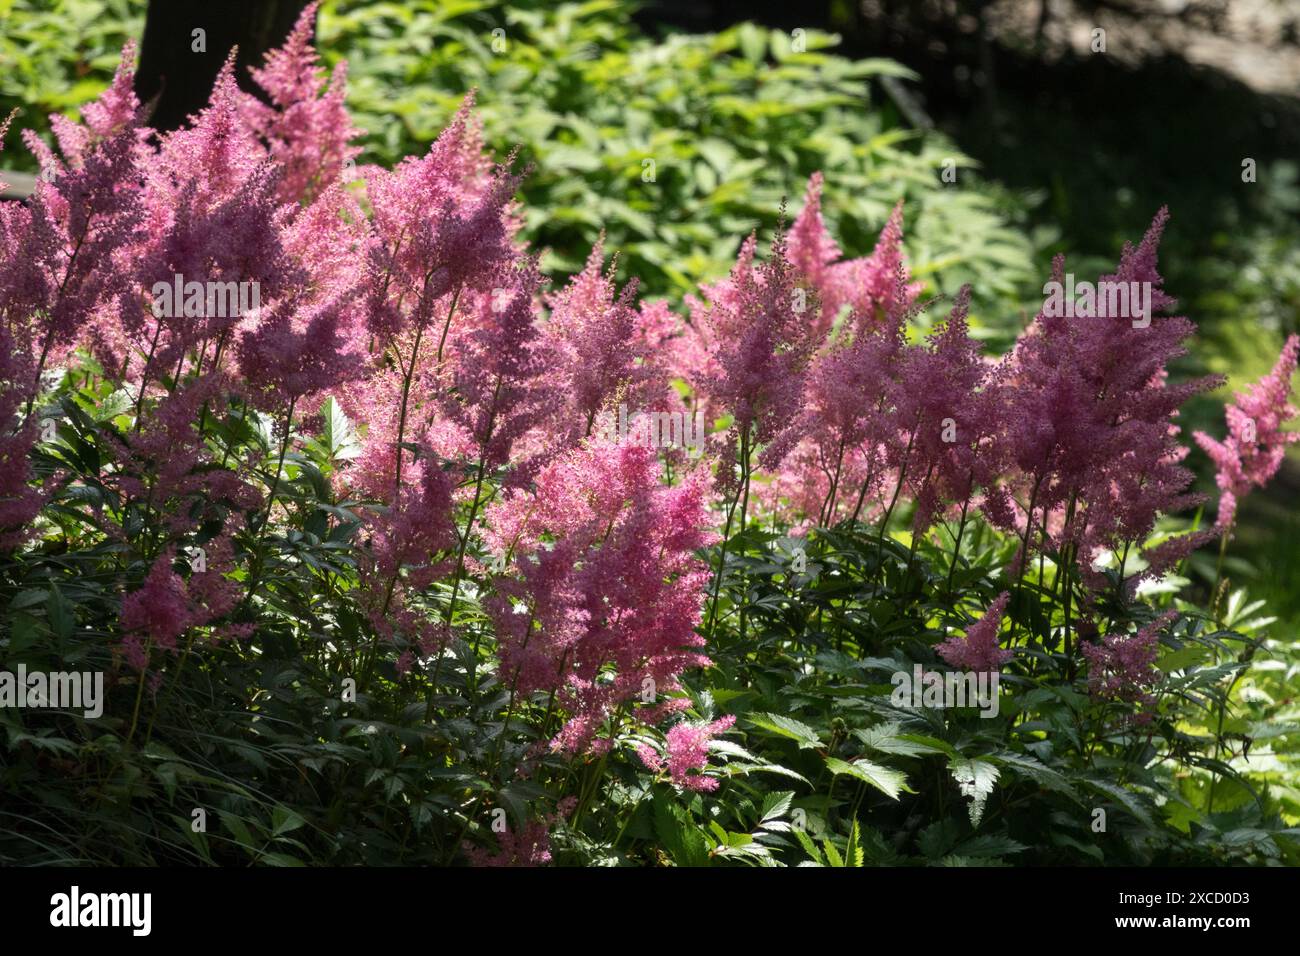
{"left": 1, "top": 5, "right": 1299, "bottom": 867}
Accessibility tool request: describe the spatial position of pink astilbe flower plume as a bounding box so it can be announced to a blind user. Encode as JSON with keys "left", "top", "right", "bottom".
{"left": 120, "top": 553, "right": 196, "bottom": 667}
{"left": 1193, "top": 334, "right": 1300, "bottom": 528}
{"left": 786, "top": 175, "right": 923, "bottom": 341}
{"left": 463, "top": 818, "right": 553, "bottom": 867}
{"left": 154, "top": 54, "right": 268, "bottom": 208}
{"left": 701, "top": 224, "right": 816, "bottom": 483}
{"left": 354, "top": 453, "right": 457, "bottom": 656}
{"left": 637, "top": 714, "right": 736, "bottom": 792}
{"left": 0, "top": 117, "right": 48, "bottom": 547}
{"left": 543, "top": 236, "right": 648, "bottom": 440}
{"left": 0, "top": 110, "right": 48, "bottom": 329}
{"left": 240, "top": 2, "right": 362, "bottom": 204}
{"left": 0, "top": 328, "right": 44, "bottom": 549}
{"left": 365, "top": 93, "right": 525, "bottom": 341}
{"left": 761, "top": 310, "right": 905, "bottom": 528}
{"left": 19, "top": 75, "right": 146, "bottom": 391}
{"left": 1080, "top": 612, "right": 1175, "bottom": 721}
{"left": 441, "top": 257, "right": 554, "bottom": 476}
{"left": 893, "top": 285, "right": 1002, "bottom": 534}
{"left": 937, "top": 591, "right": 1013, "bottom": 674}
{"left": 121, "top": 58, "right": 304, "bottom": 383}
{"left": 238, "top": 293, "right": 365, "bottom": 410}
{"left": 1003, "top": 209, "right": 1222, "bottom": 592}
{"left": 119, "top": 541, "right": 250, "bottom": 671}
{"left": 486, "top": 439, "right": 715, "bottom": 755}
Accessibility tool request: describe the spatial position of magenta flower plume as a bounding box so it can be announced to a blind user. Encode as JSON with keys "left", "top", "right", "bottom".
{"left": 119, "top": 544, "right": 246, "bottom": 670}
{"left": 638, "top": 714, "right": 736, "bottom": 792}
{"left": 1003, "top": 209, "right": 1223, "bottom": 590}
{"left": 120, "top": 554, "right": 196, "bottom": 663}
{"left": 241, "top": 2, "right": 362, "bottom": 204}
{"left": 763, "top": 313, "right": 905, "bottom": 526}
{"left": 702, "top": 226, "right": 816, "bottom": 477}
{"left": 893, "top": 285, "right": 1004, "bottom": 533}
{"left": 441, "top": 257, "right": 554, "bottom": 474}
{"left": 1, "top": 110, "right": 49, "bottom": 329}
{"left": 354, "top": 454, "right": 457, "bottom": 655}
{"left": 155, "top": 54, "right": 268, "bottom": 208}
{"left": 835, "top": 200, "right": 925, "bottom": 334}
{"left": 786, "top": 172, "right": 843, "bottom": 338}
{"left": 1193, "top": 334, "right": 1300, "bottom": 528}
{"left": 786, "top": 175, "right": 924, "bottom": 340}
{"left": 937, "top": 591, "right": 1013, "bottom": 674}
{"left": 365, "top": 93, "right": 525, "bottom": 341}
{"left": 0, "top": 329, "right": 44, "bottom": 549}
{"left": 19, "top": 80, "right": 145, "bottom": 385}
{"left": 463, "top": 819, "right": 553, "bottom": 867}
{"left": 238, "top": 294, "right": 365, "bottom": 410}
{"left": 543, "top": 236, "right": 647, "bottom": 439}
{"left": 1080, "top": 612, "right": 1173, "bottom": 718}
{"left": 486, "top": 439, "right": 715, "bottom": 755}
{"left": 124, "top": 56, "right": 305, "bottom": 381}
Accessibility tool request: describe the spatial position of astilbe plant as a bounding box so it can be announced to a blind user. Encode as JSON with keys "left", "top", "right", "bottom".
{"left": 1, "top": 22, "right": 1296, "bottom": 869}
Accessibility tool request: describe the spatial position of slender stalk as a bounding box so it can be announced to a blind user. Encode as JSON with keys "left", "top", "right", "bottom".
{"left": 143, "top": 629, "right": 199, "bottom": 745}
{"left": 132, "top": 323, "right": 166, "bottom": 429}
{"left": 944, "top": 492, "right": 972, "bottom": 598}
{"left": 704, "top": 423, "right": 750, "bottom": 637}
{"left": 1009, "top": 474, "right": 1046, "bottom": 647}
{"left": 737, "top": 424, "right": 753, "bottom": 642}
{"left": 443, "top": 377, "right": 504, "bottom": 702}
{"left": 195, "top": 329, "right": 231, "bottom": 435}
{"left": 434, "top": 287, "right": 463, "bottom": 366}
{"left": 125, "top": 636, "right": 155, "bottom": 745}
{"left": 874, "top": 427, "right": 916, "bottom": 585}
{"left": 849, "top": 460, "right": 877, "bottom": 526}
{"left": 1210, "top": 520, "right": 1233, "bottom": 619}
{"left": 392, "top": 321, "right": 427, "bottom": 492}
{"left": 820, "top": 436, "right": 846, "bottom": 527}
{"left": 241, "top": 396, "right": 298, "bottom": 611}
{"left": 436, "top": 457, "right": 489, "bottom": 704}
{"left": 1206, "top": 519, "right": 1240, "bottom": 815}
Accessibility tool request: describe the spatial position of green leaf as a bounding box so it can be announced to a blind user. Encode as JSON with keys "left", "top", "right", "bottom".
{"left": 855, "top": 722, "right": 948, "bottom": 758}
{"left": 990, "top": 752, "right": 1079, "bottom": 801}
{"left": 745, "top": 712, "right": 822, "bottom": 749}
{"left": 652, "top": 793, "right": 710, "bottom": 868}
{"left": 822, "top": 836, "right": 844, "bottom": 868}
{"left": 825, "top": 756, "right": 908, "bottom": 800}
{"left": 271, "top": 805, "right": 307, "bottom": 837}
{"left": 46, "top": 584, "right": 74, "bottom": 641}
{"left": 949, "top": 757, "right": 1000, "bottom": 827}
{"left": 758, "top": 790, "right": 794, "bottom": 824}
{"left": 793, "top": 826, "right": 823, "bottom": 865}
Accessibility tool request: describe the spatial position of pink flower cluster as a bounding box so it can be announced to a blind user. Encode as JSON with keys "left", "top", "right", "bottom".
{"left": 1194, "top": 334, "right": 1300, "bottom": 528}
{"left": 2, "top": 9, "right": 1288, "bottom": 845}
{"left": 486, "top": 439, "right": 716, "bottom": 755}
{"left": 937, "top": 592, "right": 1013, "bottom": 675}
{"left": 462, "top": 818, "right": 553, "bottom": 867}
{"left": 637, "top": 714, "right": 737, "bottom": 792}
{"left": 1080, "top": 612, "right": 1175, "bottom": 718}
